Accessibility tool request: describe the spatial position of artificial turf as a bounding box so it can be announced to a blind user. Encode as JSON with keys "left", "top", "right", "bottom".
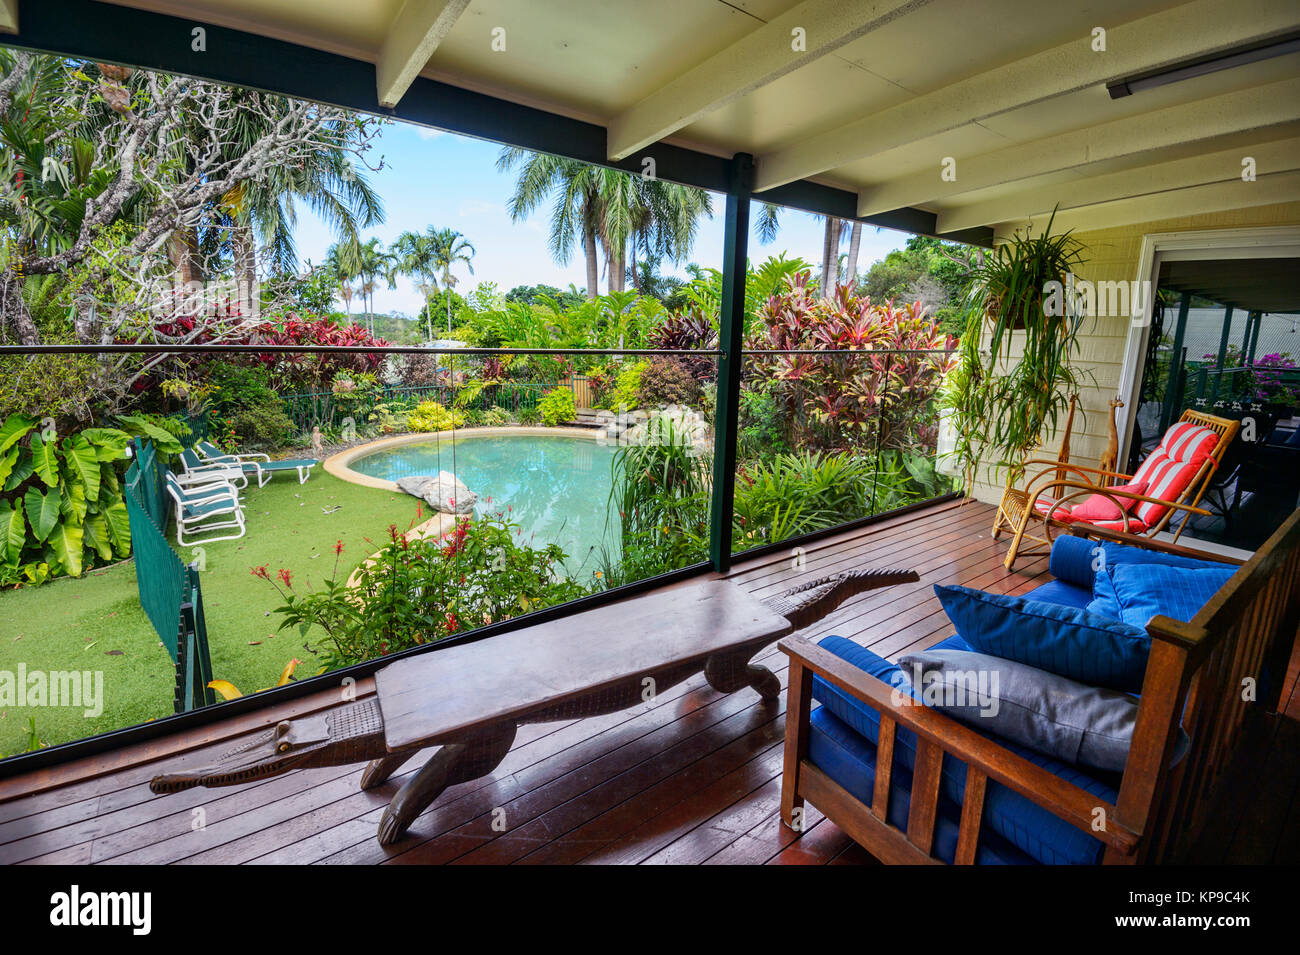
{"left": 0, "top": 472, "right": 421, "bottom": 756}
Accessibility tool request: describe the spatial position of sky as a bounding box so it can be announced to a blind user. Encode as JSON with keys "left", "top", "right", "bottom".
{"left": 291, "top": 119, "right": 914, "bottom": 318}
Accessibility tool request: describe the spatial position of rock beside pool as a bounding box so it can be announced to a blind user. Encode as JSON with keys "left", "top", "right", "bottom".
{"left": 395, "top": 472, "right": 477, "bottom": 514}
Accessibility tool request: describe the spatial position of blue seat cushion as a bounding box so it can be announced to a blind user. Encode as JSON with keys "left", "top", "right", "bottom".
{"left": 811, "top": 636, "right": 1119, "bottom": 865}
{"left": 1097, "top": 562, "right": 1236, "bottom": 627}
{"left": 935, "top": 584, "right": 1151, "bottom": 693}
{"left": 809, "top": 707, "right": 1033, "bottom": 864}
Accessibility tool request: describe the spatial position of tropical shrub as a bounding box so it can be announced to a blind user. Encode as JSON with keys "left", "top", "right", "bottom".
{"left": 646, "top": 307, "right": 716, "bottom": 382}
{"left": 733, "top": 451, "right": 874, "bottom": 548}
{"left": 538, "top": 387, "right": 576, "bottom": 426}
{"left": 0, "top": 415, "right": 133, "bottom": 585}
{"left": 747, "top": 271, "right": 954, "bottom": 453}
{"left": 407, "top": 401, "right": 466, "bottom": 432}
{"left": 261, "top": 516, "right": 589, "bottom": 669}
{"left": 227, "top": 404, "right": 296, "bottom": 450}
{"left": 639, "top": 357, "right": 701, "bottom": 407}
{"left": 601, "top": 420, "right": 710, "bottom": 586}
{"left": 481, "top": 406, "right": 511, "bottom": 427}
{"left": 603, "top": 360, "right": 648, "bottom": 411}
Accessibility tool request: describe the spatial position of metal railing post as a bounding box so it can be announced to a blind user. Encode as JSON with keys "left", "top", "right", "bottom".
{"left": 709, "top": 153, "right": 753, "bottom": 573}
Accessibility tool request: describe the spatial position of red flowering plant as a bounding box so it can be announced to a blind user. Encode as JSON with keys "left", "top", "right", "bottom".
{"left": 256, "top": 510, "right": 588, "bottom": 670}
{"left": 745, "top": 271, "right": 956, "bottom": 453}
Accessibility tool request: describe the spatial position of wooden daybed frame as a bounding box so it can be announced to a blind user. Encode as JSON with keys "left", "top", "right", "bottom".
{"left": 779, "top": 506, "right": 1300, "bottom": 864}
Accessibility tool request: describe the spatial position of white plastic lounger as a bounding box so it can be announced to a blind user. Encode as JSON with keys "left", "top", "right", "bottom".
{"left": 195, "top": 441, "right": 317, "bottom": 486}
{"left": 164, "top": 472, "right": 246, "bottom": 546}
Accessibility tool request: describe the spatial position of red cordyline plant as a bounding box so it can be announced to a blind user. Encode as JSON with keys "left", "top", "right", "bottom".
{"left": 746, "top": 272, "right": 956, "bottom": 452}
{"left": 251, "top": 314, "right": 391, "bottom": 390}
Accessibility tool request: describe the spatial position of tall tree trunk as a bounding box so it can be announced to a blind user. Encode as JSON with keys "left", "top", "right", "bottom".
{"left": 845, "top": 221, "right": 862, "bottom": 291}
{"left": 629, "top": 238, "right": 639, "bottom": 292}
{"left": 583, "top": 225, "right": 599, "bottom": 299}
{"left": 820, "top": 217, "right": 839, "bottom": 296}
{"left": 611, "top": 239, "right": 626, "bottom": 294}
{"left": 168, "top": 228, "right": 203, "bottom": 286}
{"left": 1, "top": 271, "right": 42, "bottom": 346}
{"left": 231, "top": 223, "right": 258, "bottom": 320}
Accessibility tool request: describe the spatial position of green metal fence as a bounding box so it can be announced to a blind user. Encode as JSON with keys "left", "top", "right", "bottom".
{"left": 124, "top": 441, "right": 215, "bottom": 712}
{"left": 281, "top": 381, "right": 560, "bottom": 432}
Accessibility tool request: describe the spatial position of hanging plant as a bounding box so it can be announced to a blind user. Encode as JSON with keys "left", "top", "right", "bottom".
{"left": 944, "top": 210, "right": 1093, "bottom": 490}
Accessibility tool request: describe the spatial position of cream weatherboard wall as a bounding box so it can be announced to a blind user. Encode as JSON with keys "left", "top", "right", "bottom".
{"left": 965, "top": 200, "right": 1300, "bottom": 507}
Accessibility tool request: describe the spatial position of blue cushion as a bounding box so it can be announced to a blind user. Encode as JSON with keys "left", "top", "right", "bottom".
{"left": 1051, "top": 535, "right": 1229, "bottom": 619}
{"left": 1100, "top": 562, "right": 1236, "bottom": 627}
{"left": 808, "top": 707, "right": 1033, "bottom": 864}
{"left": 810, "top": 636, "right": 1118, "bottom": 865}
{"left": 1085, "top": 542, "right": 1228, "bottom": 620}
{"left": 1024, "top": 577, "right": 1093, "bottom": 611}
{"left": 934, "top": 585, "right": 1152, "bottom": 693}
{"left": 1048, "top": 535, "right": 1097, "bottom": 589}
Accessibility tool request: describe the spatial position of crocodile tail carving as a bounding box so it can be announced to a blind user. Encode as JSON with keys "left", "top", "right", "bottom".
{"left": 762, "top": 568, "right": 919, "bottom": 631}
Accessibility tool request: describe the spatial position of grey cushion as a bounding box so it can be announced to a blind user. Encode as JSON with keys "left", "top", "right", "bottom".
{"left": 897, "top": 649, "right": 1189, "bottom": 773}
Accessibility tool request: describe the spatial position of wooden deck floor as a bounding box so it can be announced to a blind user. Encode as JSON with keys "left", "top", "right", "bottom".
{"left": 0, "top": 499, "right": 1294, "bottom": 865}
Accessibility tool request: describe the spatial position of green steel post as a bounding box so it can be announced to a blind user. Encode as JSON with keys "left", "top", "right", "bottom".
{"left": 1161, "top": 291, "right": 1192, "bottom": 432}
{"left": 1211, "top": 305, "right": 1233, "bottom": 403}
{"left": 709, "top": 154, "right": 753, "bottom": 573}
{"left": 1247, "top": 310, "right": 1262, "bottom": 368}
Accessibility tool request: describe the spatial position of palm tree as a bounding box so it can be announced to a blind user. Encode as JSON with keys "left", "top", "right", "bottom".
{"left": 212, "top": 91, "right": 384, "bottom": 298}
{"left": 428, "top": 227, "right": 475, "bottom": 335}
{"left": 324, "top": 241, "right": 360, "bottom": 317}
{"left": 844, "top": 221, "right": 863, "bottom": 291}
{"left": 392, "top": 227, "right": 442, "bottom": 342}
{"left": 498, "top": 148, "right": 602, "bottom": 298}
{"left": 350, "top": 237, "right": 392, "bottom": 336}
{"left": 498, "top": 148, "right": 712, "bottom": 298}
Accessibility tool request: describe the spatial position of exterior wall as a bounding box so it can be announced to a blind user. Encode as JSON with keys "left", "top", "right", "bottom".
{"left": 967, "top": 200, "right": 1300, "bottom": 505}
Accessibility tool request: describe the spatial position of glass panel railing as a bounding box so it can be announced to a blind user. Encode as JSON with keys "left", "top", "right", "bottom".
{"left": 0, "top": 343, "right": 716, "bottom": 755}
{"left": 731, "top": 345, "right": 958, "bottom": 556}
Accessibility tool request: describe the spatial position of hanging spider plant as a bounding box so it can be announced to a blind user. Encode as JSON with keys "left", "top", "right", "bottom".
{"left": 944, "top": 210, "right": 1092, "bottom": 490}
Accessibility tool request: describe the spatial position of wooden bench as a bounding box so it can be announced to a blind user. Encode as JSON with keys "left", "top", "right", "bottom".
{"left": 150, "top": 569, "right": 916, "bottom": 845}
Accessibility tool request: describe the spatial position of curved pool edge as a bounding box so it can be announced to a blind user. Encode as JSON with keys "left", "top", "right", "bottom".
{"left": 323, "top": 425, "right": 601, "bottom": 491}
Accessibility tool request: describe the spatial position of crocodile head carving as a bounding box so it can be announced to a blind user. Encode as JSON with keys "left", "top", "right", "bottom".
{"left": 149, "top": 698, "right": 389, "bottom": 793}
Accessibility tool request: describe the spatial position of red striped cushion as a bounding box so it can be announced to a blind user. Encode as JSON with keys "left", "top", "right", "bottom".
{"left": 1130, "top": 423, "right": 1220, "bottom": 526}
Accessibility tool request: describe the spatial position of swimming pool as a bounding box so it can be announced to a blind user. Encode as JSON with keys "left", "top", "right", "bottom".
{"left": 348, "top": 432, "right": 618, "bottom": 574}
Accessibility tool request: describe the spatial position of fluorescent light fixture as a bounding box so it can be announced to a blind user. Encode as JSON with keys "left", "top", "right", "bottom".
{"left": 1107, "top": 32, "right": 1300, "bottom": 99}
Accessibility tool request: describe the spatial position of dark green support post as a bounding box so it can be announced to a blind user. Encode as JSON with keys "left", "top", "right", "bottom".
{"left": 1211, "top": 305, "right": 1233, "bottom": 403}
{"left": 1161, "top": 291, "right": 1192, "bottom": 432}
{"left": 1246, "top": 310, "right": 1262, "bottom": 368}
{"left": 709, "top": 153, "right": 753, "bottom": 573}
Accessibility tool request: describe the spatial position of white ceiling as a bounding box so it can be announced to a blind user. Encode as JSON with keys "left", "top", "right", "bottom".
{"left": 93, "top": 0, "right": 1300, "bottom": 233}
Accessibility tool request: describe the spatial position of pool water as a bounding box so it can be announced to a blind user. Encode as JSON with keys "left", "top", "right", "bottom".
{"left": 350, "top": 433, "right": 619, "bottom": 575}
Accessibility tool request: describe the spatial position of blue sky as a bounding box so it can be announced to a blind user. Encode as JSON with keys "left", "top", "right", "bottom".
{"left": 292, "top": 120, "right": 913, "bottom": 317}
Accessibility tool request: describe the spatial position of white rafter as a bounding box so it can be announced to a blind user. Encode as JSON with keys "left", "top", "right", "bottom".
{"left": 937, "top": 136, "right": 1300, "bottom": 233}
{"left": 376, "top": 0, "right": 471, "bottom": 108}
{"left": 997, "top": 171, "right": 1300, "bottom": 235}
{"left": 606, "top": 0, "right": 933, "bottom": 161}
{"left": 857, "top": 77, "right": 1300, "bottom": 218}
{"left": 753, "top": 0, "right": 1300, "bottom": 192}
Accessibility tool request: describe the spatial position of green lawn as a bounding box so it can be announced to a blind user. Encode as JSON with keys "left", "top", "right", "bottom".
{"left": 0, "top": 473, "right": 420, "bottom": 756}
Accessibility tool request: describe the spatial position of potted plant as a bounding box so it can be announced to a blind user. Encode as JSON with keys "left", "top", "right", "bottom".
{"left": 944, "top": 211, "right": 1091, "bottom": 490}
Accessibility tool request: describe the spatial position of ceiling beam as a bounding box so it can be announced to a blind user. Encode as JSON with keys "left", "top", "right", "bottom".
{"left": 376, "top": 0, "right": 471, "bottom": 108}
{"left": 996, "top": 170, "right": 1300, "bottom": 235}
{"left": 933, "top": 138, "right": 1300, "bottom": 236}
{"left": 0, "top": 0, "right": 17, "bottom": 35}
{"left": 606, "top": 0, "right": 931, "bottom": 161}
{"left": 753, "top": 0, "right": 1300, "bottom": 192}
{"left": 861, "top": 78, "right": 1300, "bottom": 218}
